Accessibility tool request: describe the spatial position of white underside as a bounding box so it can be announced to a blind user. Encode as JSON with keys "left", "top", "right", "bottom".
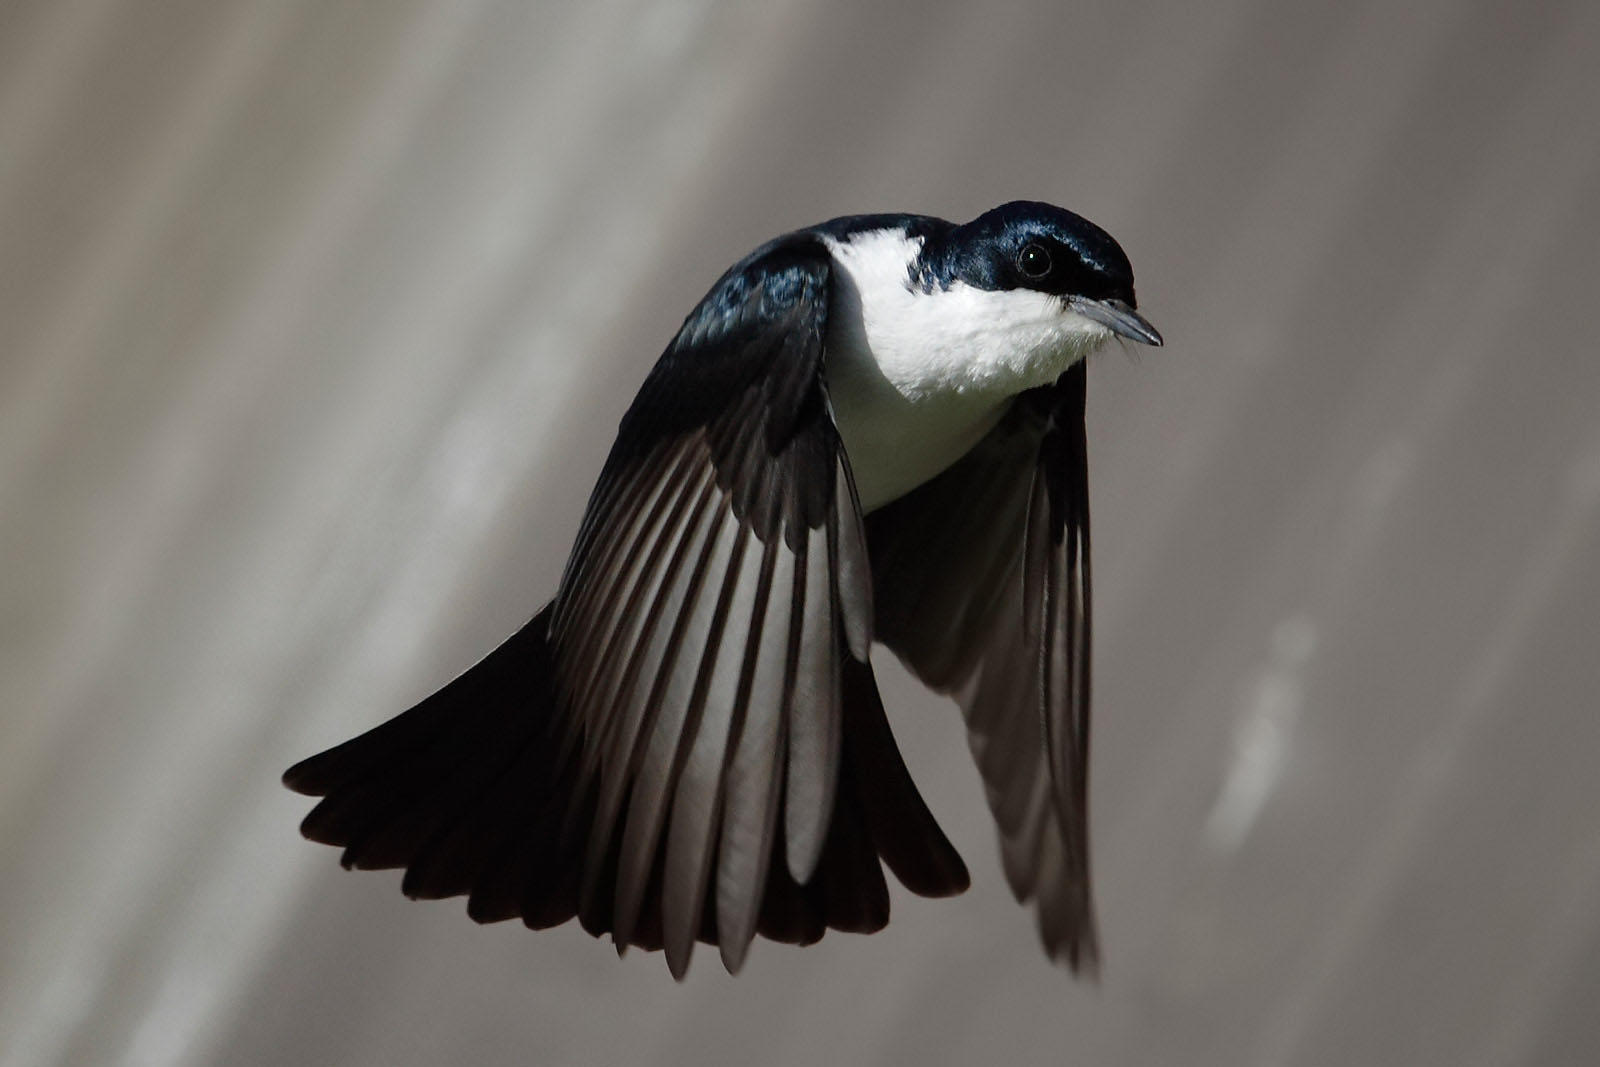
{"left": 821, "top": 229, "right": 1115, "bottom": 511}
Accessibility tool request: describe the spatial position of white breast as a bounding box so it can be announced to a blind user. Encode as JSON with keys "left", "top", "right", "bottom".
{"left": 820, "top": 229, "right": 1113, "bottom": 511}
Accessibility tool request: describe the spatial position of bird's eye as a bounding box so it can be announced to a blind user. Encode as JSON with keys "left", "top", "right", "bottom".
{"left": 1018, "top": 242, "right": 1052, "bottom": 279}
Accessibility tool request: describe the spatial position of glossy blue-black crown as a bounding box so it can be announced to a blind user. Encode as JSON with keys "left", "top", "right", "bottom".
{"left": 912, "top": 200, "right": 1138, "bottom": 304}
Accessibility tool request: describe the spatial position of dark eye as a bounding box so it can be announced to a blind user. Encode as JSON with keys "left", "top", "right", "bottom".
{"left": 1018, "top": 242, "right": 1052, "bottom": 279}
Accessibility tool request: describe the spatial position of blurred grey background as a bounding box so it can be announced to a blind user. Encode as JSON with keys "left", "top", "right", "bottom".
{"left": 3, "top": 0, "right": 1599, "bottom": 1064}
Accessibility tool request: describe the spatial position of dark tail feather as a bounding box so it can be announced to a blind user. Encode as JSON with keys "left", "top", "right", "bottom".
{"left": 284, "top": 604, "right": 583, "bottom": 934}
{"left": 285, "top": 611, "right": 966, "bottom": 970}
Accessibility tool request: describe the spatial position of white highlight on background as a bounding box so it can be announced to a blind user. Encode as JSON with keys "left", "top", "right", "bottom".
{"left": 1205, "top": 614, "right": 1318, "bottom": 852}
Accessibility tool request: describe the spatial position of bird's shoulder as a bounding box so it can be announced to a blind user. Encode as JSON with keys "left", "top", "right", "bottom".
{"left": 710, "top": 212, "right": 955, "bottom": 291}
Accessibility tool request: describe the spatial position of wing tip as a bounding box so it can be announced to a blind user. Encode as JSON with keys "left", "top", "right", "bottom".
{"left": 1046, "top": 925, "right": 1102, "bottom": 979}
{"left": 282, "top": 752, "right": 334, "bottom": 796}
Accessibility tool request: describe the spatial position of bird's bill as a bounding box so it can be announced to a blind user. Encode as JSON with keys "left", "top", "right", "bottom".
{"left": 1068, "top": 296, "right": 1164, "bottom": 347}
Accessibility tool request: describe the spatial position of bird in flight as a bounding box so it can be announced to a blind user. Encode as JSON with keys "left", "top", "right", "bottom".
{"left": 284, "top": 200, "right": 1162, "bottom": 979}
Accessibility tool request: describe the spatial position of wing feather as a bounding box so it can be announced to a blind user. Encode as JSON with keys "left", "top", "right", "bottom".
{"left": 661, "top": 522, "right": 766, "bottom": 976}
{"left": 715, "top": 541, "right": 792, "bottom": 972}
{"left": 555, "top": 435, "right": 698, "bottom": 696}
{"left": 783, "top": 524, "right": 840, "bottom": 884}
{"left": 581, "top": 458, "right": 720, "bottom": 918}
{"left": 613, "top": 498, "right": 745, "bottom": 952}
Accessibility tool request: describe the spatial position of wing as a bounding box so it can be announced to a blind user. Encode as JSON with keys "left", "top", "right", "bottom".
{"left": 554, "top": 234, "right": 970, "bottom": 976}
{"left": 284, "top": 234, "right": 967, "bottom": 980}
{"left": 865, "top": 360, "right": 1098, "bottom": 971}
{"left": 554, "top": 235, "right": 870, "bottom": 978}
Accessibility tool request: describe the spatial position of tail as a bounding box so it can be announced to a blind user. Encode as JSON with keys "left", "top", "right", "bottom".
{"left": 284, "top": 604, "right": 968, "bottom": 974}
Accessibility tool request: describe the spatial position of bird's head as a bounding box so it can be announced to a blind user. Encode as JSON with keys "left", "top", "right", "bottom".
{"left": 914, "top": 200, "right": 1163, "bottom": 348}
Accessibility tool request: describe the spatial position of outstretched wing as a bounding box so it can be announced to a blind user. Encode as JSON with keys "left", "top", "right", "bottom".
{"left": 866, "top": 360, "right": 1098, "bottom": 971}
{"left": 549, "top": 234, "right": 884, "bottom": 976}
{"left": 288, "top": 234, "right": 967, "bottom": 979}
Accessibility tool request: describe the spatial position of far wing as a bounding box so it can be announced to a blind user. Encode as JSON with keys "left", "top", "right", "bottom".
{"left": 866, "top": 361, "right": 1098, "bottom": 971}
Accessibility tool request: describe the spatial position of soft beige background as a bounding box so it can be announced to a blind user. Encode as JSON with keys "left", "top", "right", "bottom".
{"left": 3, "top": 1, "right": 1599, "bottom": 1064}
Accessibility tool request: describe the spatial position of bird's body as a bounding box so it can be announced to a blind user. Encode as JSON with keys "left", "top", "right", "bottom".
{"left": 285, "top": 201, "right": 1162, "bottom": 978}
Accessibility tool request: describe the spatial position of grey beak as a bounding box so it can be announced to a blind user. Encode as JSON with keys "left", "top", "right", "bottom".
{"left": 1069, "top": 296, "right": 1164, "bottom": 347}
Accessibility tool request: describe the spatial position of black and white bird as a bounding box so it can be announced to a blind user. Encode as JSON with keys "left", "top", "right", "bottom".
{"left": 284, "top": 201, "right": 1162, "bottom": 978}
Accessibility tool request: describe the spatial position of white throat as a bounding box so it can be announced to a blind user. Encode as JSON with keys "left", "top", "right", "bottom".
{"left": 820, "top": 228, "right": 1113, "bottom": 510}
